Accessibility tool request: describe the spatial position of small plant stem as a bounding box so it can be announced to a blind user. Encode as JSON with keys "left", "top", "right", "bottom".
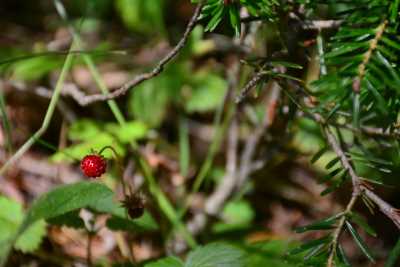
{"left": 137, "top": 156, "right": 197, "bottom": 248}
{"left": 0, "top": 89, "right": 13, "bottom": 154}
{"left": 99, "top": 145, "right": 129, "bottom": 197}
{"left": 326, "top": 194, "right": 359, "bottom": 267}
{"left": 0, "top": 41, "right": 76, "bottom": 176}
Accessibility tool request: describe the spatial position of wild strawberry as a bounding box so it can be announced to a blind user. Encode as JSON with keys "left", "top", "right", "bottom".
{"left": 121, "top": 193, "right": 145, "bottom": 219}
{"left": 80, "top": 154, "right": 107, "bottom": 178}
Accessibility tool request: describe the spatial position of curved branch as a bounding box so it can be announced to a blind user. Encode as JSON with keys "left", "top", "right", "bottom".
{"left": 71, "top": 1, "right": 204, "bottom": 106}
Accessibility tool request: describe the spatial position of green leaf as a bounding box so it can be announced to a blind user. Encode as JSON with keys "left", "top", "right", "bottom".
{"left": 14, "top": 220, "right": 46, "bottom": 253}
{"left": 319, "top": 168, "right": 343, "bottom": 184}
{"left": 24, "top": 182, "right": 113, "bottom": 228}
{"left": 0, "top": 197, "right": 46, "bottom": 253}
{"left": 68, "top": 119, "right": 101, "bottom": 141}
{"left": 185, "top": 243, "right": 245, "bottom": 267}
{"left": 52, "top": 132, "right": 125, "bottom": 162}
{"left": 115, "top": 0, "right": 165, "bottom": 35}
{"left": 348, "top": 212, "right": 377, "bottom": 237}
{"left": 186, "top": 72, "right": 227, "bottom": 112}
{"left": 205, "top": 5, "right": 224, "bottom": 32}
{"left": 325, "top": 157, "right": 340, "bottom": 169}
{"left": 144, "top": 256, "right": 184, "bottom": 267}
{"left": 337, "top": 245, "right": 351, "bottom": 267}
{"left": 87, "top": 194, "right": 158, "bottom": 232}
{"left": 12, "top": 55, "right": 63, "bottom": 81}
{"left": 311, "top": 146, "right": 328, "bottom": 163}
{"left": 228, "top": 5, "right": 241, "bottom": 37}
{"left": 288, "top": 236, "right": 332, "bottom": 255}
{"left": 106, "top": 211, "right": 159, "bottom": 233}
{"left": 46, "top": 210, "right": 85, "bottom": 229}
{"left": 105, "top": 121, "right": 148, "bottom": 143}
{"left": 295, "top": 213, "right": 343, "bottom": 233}
{"left": 345, "top": 221, "right": 375, "bottom": 262}
{"left": 212, "top": 200, "right": 255, "bottom": 233}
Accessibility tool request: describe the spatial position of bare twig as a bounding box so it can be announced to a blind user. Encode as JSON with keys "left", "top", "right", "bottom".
{"left": 188, "top": 81, "right": 280, "bottom": 235}
{"left": 364, "top": 189, "right": 400, "bottom": 229}
{"left": 68, "top": 1, "right": 204, "bottom": 106}
{"left": 235, "top": 70, "right": 266, "bottom": 103}
{"left": 241, "top": 14, "right": 342, "bottom": 30}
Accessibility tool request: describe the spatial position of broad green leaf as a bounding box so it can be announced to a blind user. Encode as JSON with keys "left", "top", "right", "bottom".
{"left": 115, "top": 0, "right": 165, "bottom": 35}
{"left": 46, "top": 210, "right": 85, "bottom": 229}
{"left": 185, "top": 243, "right": 245, "bottom": 267}
{"left": 0, "top": 197, "right": 46, "bottom": 253}
{"left": 12, "top": 56, "right": 63, "bottom": 81}
{"left": 186, "top": 72, "right": 227, "bottom": 112}
{"left": 14, "top": 220, "right": 46, "bottom": 252}
{"left": 89, "top": 194, "right": 159, "bottom": 232}
{"left": 345, "top": 221, "right": 375, "bottom": 262}
{"left": 213, "top": 200, "right": 255, "bottom": 233}
{"left": 106, "top": 211, "right": 159, "bottom": 233}
{"left": 105, "top": 121, "right": 148, "bottom": 143}
{"left": 144, "top": 256, "right": 184, "bottom": 267}
{"left": 24, "top": 182, "right": 113, "bottom": 226}
{"left": 68, "top": 119, "right": 101, "bottom": 141}
{"left": 51, "top": 132, "right": 125, "bottom": 162}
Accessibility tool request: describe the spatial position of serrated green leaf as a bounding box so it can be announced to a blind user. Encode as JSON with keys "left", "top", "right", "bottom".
{"left": 0, "top": 197, "right": 46, "bottom": 253}
{"left": 144, "top": 256, "right": 184, "bottom": 267}
{"left": 185, "top": 243, "right": 245, "bottom": 267}
{"left": 15, "top": 220, "right": 46, "bottom": 253}
{"left": 345, "top": 221, "right": 375, "bottom": 262}
{"left": 24, "top": 182, "right": 113, "bottom": 228}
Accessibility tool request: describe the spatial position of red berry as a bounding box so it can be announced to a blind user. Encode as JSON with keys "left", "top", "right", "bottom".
{"left": 80, "top": 154, "right": 107, "bottom": 178}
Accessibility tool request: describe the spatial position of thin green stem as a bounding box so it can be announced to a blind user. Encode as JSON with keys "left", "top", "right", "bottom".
{"left": 0, "top": 42, "right": 76, "bottom": 176}
{"left": 0, "top": 89, "right": 13, "bottom": 153}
